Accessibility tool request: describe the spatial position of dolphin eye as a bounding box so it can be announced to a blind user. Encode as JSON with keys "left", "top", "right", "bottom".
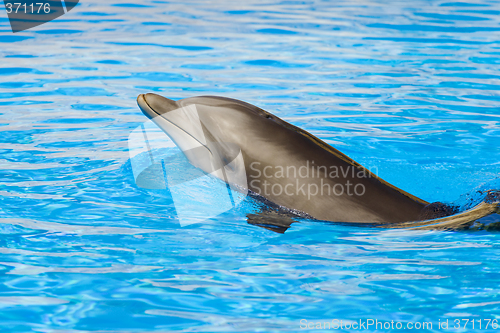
{"left": 265, "top": 114, "right": 272, "bottom": 119}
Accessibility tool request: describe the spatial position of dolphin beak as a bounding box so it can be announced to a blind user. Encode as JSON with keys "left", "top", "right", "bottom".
{"left": 137, "top": 93, "right": 179, "bottom": 119}
{"left": 136, "top": 92, "right": 212, "bottom": 159}
{"left": 137, "top": 94, "right": 154, "bottom": 119}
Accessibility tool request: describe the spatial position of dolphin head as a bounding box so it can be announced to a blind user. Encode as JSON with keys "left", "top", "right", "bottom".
{"left": 137, "top": 93, "right": 280, "bottom": 145}
{"left": 137, "top": 93, "right": 288, "bottom": 189}
{"left": 138, "top": 92, "right": 293, "bottom": 158}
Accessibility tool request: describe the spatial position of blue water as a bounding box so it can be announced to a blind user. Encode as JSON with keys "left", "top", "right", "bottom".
{"left": 1, "top": 0, "right": 500, "bottom": 331}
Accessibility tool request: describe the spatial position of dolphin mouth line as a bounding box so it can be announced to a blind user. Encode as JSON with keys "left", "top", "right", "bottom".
{"left": 138, "top": 94, "right": 213, "bottom": 156}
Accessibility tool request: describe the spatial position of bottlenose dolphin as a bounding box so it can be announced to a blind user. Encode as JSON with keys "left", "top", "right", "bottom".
{"left": 136, "top": 93, "right": 499, "bottom": 230}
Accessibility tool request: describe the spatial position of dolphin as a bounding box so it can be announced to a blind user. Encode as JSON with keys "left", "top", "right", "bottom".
{"left": 136, "top": 93, "right": 500, "bottom": 230}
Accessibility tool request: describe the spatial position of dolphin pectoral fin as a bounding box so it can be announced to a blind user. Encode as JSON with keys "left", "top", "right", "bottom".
{"left": 388, "top": 201, "right": 500, "bottom": 231}
{"left": 246, "top": 210, "right": 298, "bottom": 234}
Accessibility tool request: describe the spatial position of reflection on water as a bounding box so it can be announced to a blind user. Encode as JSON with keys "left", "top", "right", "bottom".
{"left": 1, "top": 0, "right": 500, "bottom": 331}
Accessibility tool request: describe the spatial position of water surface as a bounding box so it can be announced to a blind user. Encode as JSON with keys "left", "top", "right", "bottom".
{"left": 1, "top": 0, "right": 500, "bottom": 331}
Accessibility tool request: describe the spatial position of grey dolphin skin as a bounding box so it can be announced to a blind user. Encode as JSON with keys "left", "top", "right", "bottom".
{"left": 137, "top": 93, "right": 500, "bottom": 230}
